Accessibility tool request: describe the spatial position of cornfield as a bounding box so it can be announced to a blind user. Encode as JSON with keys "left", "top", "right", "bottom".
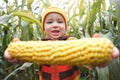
{"left": 0, "top": 0, "right": 120, "bottom": 80}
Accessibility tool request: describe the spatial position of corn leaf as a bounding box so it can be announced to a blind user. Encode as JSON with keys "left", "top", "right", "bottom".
{"left": 27, "top": 0, "right": 34, "bottom": 10}
{"left": 79, "top": 0, "right": 85, "bottom": 18}
{"left": 20, "top": 20, "right": 30, "bottom": 41}
{"left": 12, "top": 11, "right": 41, "bottom": 29}
{"left": 82, "top": 0, "right": 102, "bottom": 36}
{"left": 108, "top": 59, "right": 120, "bottom": 80}
{"left": 0, "top": 14, "right": 12, "bottom": 24}
{"left": 96, "top": 67, "right": 109, "bottom": 80}
{"left": 111, "top": 0, "right": 120, "bottom": 35}
{"left": 3, "top": 63, "right": 33, "bottom": 80}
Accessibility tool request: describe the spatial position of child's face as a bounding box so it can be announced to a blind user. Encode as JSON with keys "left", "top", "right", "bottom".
{"left": 44, "top": 13, "right": 66, "bottom": 40}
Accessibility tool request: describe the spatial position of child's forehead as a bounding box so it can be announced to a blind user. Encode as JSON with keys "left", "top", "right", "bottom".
{"left": 47, "top": 12, "right": 62, "bottom": 16}
{"left": 45, "top": 12, "right": 64, "bottom": 18}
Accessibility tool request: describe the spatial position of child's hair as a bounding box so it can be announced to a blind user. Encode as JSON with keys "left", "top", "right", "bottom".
{"left": 41, "top": 6, "right": 67, "bottom": 31}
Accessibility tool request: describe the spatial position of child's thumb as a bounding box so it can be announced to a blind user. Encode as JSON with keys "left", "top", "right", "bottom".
{"left": 12, "top": 38, "right": 20, "bottom": 42}
{"left": 4, "top": 49, "right": 12, "bottom": 60}
{"left": 92, "top": 33, "right": 101, "bottom": 38}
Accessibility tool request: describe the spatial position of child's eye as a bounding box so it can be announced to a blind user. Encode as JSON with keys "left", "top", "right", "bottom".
{"left": 46, "top": 21, "right": 52, "bottom": 24}
{"left": 58, "top": 21, "right": 64, "bottom": 23}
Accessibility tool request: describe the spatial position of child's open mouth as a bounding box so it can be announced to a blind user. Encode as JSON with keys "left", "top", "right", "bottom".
{"left": 51, "top": 30, "right": 60, "bottom": 36}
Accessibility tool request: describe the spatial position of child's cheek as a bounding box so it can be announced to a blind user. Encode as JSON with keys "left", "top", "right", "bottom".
{"left": 61, "top": 28, "right": 66, "bottom": 35}
{"left": 44, "top": 29, "right": 51, "bottom": 36}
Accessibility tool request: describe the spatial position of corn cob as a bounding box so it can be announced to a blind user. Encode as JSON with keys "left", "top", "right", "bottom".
{"left": 8, "top": 38, "right": 114, "bottom": 66}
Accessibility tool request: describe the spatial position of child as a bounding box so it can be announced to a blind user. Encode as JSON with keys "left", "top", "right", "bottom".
{"left": 4, "top": 6, "right": 119, "bottom": 80}
{"left": 40, "top": 6, "right": 80, "bottom": 80}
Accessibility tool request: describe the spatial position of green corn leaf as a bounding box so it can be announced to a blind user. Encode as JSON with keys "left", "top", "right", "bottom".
{"left": 0, "top": 14, "right": 12, "bottom": 24}
{"left": 102, "top": 0, "right": 106, "bottom": 10}
{"left": 19, "top": 63, "right": 33, "bottom": 70}
{"left": 82, "top": 0, "right": 102, "bottom": 36}
{"left": 27, "top": 0, "right": 34, "bottom": 10}
{"left": 20, "top": 20, "right": 30, "bottom": 41}
{"left": 79, "top": 0, "right": 85, "bottom": 18}
{"left": 111, "top": 0, "right": 120, "bottom": 35}
{"left": 2, "top": 27, "right": 9, "bottom": 51}
{"left": 109, "top": 59, "right": 120, "bottom": 80}
{"left": 7, "top": 4, "right": 14, "bottom": 14}
{"left": 3, "top": 63, "right": 33, "bottom": 80}
{"left": 28, "top": 23, "right": 33, "bottom": 40}
{"left": 96, "top": 67, "right": 109, "bottom": 80}
{"left": 12, "top": 11, "right": 41, "bottom": 29}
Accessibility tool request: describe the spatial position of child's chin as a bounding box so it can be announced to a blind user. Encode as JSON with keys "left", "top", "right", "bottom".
{"left": 52, "top": 36, "right": 59, "bottom": 40}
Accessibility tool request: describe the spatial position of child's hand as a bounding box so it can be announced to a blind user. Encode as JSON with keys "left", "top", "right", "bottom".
{"left": 4, "top": 38, "right": 21, "bottom": 63}
{"left": 92, "top": 33, "right": 119, "bottom": 67}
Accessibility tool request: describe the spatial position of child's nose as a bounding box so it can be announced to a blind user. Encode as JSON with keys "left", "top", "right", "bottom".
{"left": 52, "top": 22, "right": 59, "bottom": 28}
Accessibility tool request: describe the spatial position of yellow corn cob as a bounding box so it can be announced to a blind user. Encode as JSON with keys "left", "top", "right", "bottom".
{"left": 7, "top": 38, "right": 114, "bottom": 66}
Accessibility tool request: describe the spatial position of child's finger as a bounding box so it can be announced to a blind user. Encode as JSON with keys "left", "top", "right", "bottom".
{"left": 112, "top": 47, "right": 120, "bottom": 58}
{"left": 8, "top": 58, "right": 19, "bottom": 63}
{"left": 12, "top": 38, "right": 20, "bottom": 42}
{"left": 92, "top": 33, "right": 101, "bottom": 38}
{"left": 4, "top": 49, "right": 19, "bottom": 63}
{"left": 4, "top": 49, "right": 11, "bottom": 60}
